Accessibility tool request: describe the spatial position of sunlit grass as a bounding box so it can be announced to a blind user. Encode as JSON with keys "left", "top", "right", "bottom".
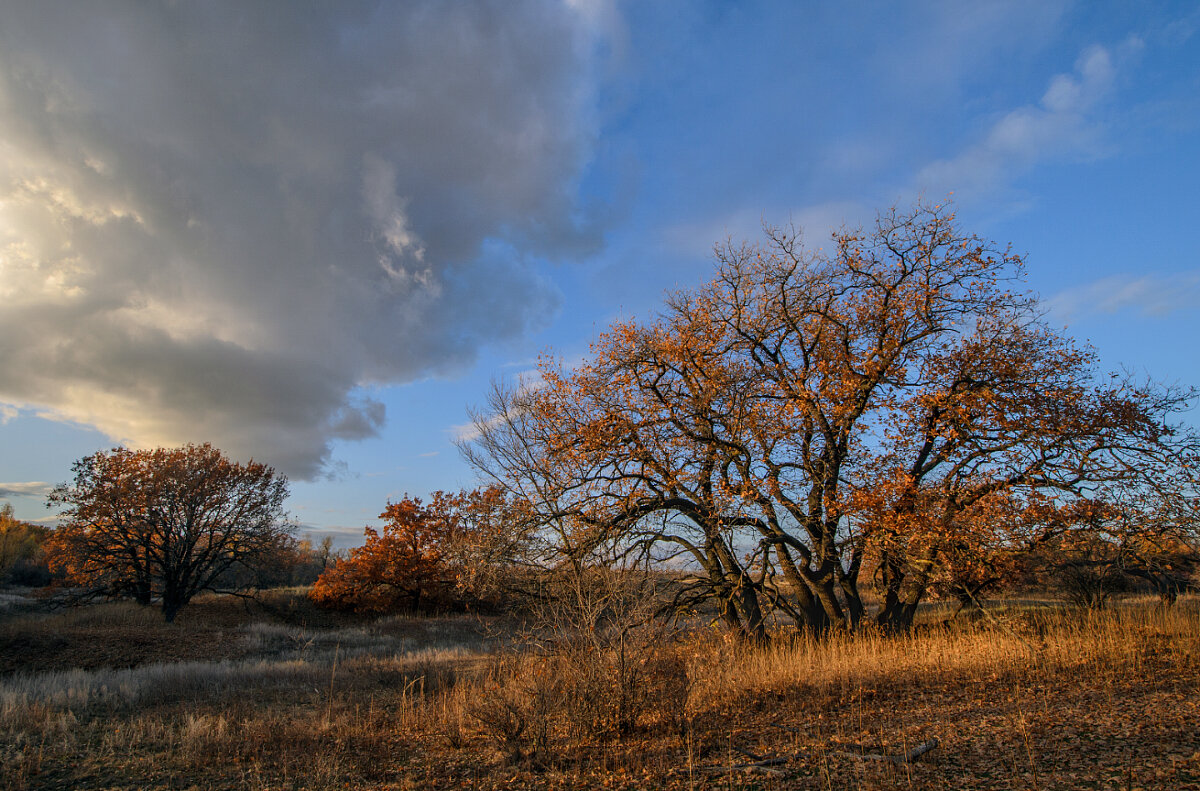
{"left": 685, "top": 596, "right": 1200, "bottom": 709}
{"left": 2, "top": 593, "right": 1198, "bottom": 789}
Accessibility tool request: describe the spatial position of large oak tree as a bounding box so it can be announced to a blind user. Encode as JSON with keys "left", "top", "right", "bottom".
{"left": 464, "top": 202, "right": 1199, "bottom": 635}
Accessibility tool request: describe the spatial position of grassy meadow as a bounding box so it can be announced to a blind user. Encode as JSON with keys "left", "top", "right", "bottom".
{"left": 2, "top": 590, "right": 1198, "bottom": 790}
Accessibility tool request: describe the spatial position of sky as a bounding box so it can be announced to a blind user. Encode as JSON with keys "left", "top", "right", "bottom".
{"left": 1, "top": 0, "right": 1198, "bottom": 547}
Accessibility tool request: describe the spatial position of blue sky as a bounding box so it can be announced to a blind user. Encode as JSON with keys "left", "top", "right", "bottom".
{"left": 1, "top": 1, "right": 1198, "bottom": 546}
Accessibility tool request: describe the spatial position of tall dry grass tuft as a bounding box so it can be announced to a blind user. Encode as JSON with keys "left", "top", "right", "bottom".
{"left": 685, "top": 597, "right": 1200, "bottom": 709}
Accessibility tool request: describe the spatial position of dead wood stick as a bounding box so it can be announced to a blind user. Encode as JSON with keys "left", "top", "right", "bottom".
{"left": 702, "top": 756, "right": 791, "bottom": 774}
{"left": 897, "top": 737, "right": 940, "bottom": 763}
{"left": 733, "top": 756, "right": 790, "bottom": 769}
{"left": 834, "top": 737, "right": 940, "bottom": 764}
{"left": 731, "top": 745, "right": 765, "bottom": 761}
{"left": 705, "top": 736, "right": 939, "bottom": 774}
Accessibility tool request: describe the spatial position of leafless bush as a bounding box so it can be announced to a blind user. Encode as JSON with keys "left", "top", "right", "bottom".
{"left": 465, "top": 653, "right": 561, "bottom": 763}
{"left": 464, "top": 559, "right": 691, "bottom": 759}
{"left": 1059, "top": 560, "right": 1125, "bottom": 609}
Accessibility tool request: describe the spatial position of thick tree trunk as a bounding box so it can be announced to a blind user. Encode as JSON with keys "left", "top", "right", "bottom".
{"left": 161, "top": 570, "right": 189, "bottom": 623}
{"left": 161, "top": 593, "right": 185, "bottom": 623}
{"left": 839, "top": 575, "right": 865, "bottom": 629}
{"left": 877, "top": 570, "right": 933, "bottom": 632}
{"left": 702, "top": 554, "right": 752, "bottom": 639}
{"left": 709, "top": 534, "right": 769, "bottom": 644}
{"left": 134, "top": 578, "right": 153, "bottom": 607}
{"left": 771, "top": 542, "right": 830, "bottom": 633}
{"left": 718, "top": 595, "right": 745, "bottom": 634}
{"left": 876, "top": 544, "right": 939, "bottom": 632}
{"left": 798, "top": 592, "right": 831, "bottom": 633}
{"left": 735, "top": 580, "right": 769, "bottom": 645}
{"left": 713, "top": 578, "right": 769, "bottom": 645}
{"left": 876, "top": 599, "right": 920, "bottom": 632}
{"left": 807, "top": 570, "right": 848, "bottom": 630}
{"left": 951, "top": 582, "right": 990, "bottom": 621}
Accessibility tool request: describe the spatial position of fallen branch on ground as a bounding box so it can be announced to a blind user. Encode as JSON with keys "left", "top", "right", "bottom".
{"left": 839, "top": 737, "right": 940, "bottom": 764}
{"left": 708, "top": 736, "right": 940, "bottom": 774}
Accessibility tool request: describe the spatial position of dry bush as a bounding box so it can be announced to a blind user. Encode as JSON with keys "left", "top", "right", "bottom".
{"left": 1059, "top": 561, "right": 1125, "bottom": 609}
{"left": 551, "top": 622, "right": 692, "bottom": 741}
{"left": 462, "top": 654, "right": 557, "bottom": 763}
{"left": 442, "top": 563, "right": 694, "bottom": 766}
{"left": 519, "top": 564, "right": 691, "bottom": 738}
{"left": 449, "top": 637, "right": 691, "bottom": 768}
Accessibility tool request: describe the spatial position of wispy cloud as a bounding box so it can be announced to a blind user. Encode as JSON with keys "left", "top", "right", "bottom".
{"left": 1047, "top": 271, "right": 1200, "bottom": 321}
{"left": 915, "top": 43, "right": 1127, "bottom": 198}
{"left": 0, "top": 481, "right": 52, "bottom": 499}
{"left": 451, "top": 416, "right": 499, "bottom": 445}
{"left": 452, "top": 368, "right": 548, "bottom": 444}
{"left": 294, "top": 523, "right": 373, "bottom": 550}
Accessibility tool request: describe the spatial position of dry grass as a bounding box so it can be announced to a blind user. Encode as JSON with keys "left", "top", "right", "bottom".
{"left": 2, "top": 592, "right": 1199, "bottom": 789}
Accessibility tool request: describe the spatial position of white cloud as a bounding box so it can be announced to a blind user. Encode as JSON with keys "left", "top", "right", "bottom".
{"left": 1047, "top": 271, "right": 1200, "bottom": 321}
{"left": 0, "top": 481, "right": 52, "bottom": 499}
{"left": 452, "top": 369, "right": 547, "bottom": 443}
{"left": 451, "top": 415, "right": 500, "bottom": 445}
{"left": 362, "top": 153, "right": 430, "bottom": 288}
{"left": 0, "top": 404, "right": 16, "bottom": 424}
{"left": 916, "top": 45, "right": 1119, "bottom": 198}
{"left": 0, "top": 1, "right": 611, "bottom": 478}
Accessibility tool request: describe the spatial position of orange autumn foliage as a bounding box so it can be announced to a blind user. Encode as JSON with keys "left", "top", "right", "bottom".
{"left": 46, "top": 444, "right": 291, "bottom": 622}
{"left": 463, "top": 201, "right": 1200, "bottom": 636}
{"left": 309, "top": 494, "right": 457, "bottom": 612}
{"left": 309, "top": 487, "right": 530, "bottom": 613}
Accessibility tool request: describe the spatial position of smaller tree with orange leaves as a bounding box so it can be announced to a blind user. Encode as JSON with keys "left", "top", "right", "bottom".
{"left": 310, "top": 494, "right": 456, "bottom": 612}
{"left": 310, "top": 487, "right": 530, "bottom": 612}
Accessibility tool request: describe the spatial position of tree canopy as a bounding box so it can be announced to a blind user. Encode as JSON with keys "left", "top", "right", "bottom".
{"left": 462, "top": 202, "right": 1200, "bottom": 637}
{"left": 46, "top": 443, "right": 291, "bottom": 621}
{"left": 0, "top": 502, "right": 51, "bottom": 586}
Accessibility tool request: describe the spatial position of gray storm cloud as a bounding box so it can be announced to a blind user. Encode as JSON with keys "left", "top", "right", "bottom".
{"left": 0, "top": 1, "right": 607, "bottom": 477}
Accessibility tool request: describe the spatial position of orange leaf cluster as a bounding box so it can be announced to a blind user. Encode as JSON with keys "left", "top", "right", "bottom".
{"left": 309, "top": 486, "right": 530, "bottom": 613}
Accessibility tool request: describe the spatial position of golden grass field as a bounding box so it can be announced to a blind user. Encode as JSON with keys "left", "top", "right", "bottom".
{"left": 2, "top": 590, "right": 1198, "bottom": 790}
